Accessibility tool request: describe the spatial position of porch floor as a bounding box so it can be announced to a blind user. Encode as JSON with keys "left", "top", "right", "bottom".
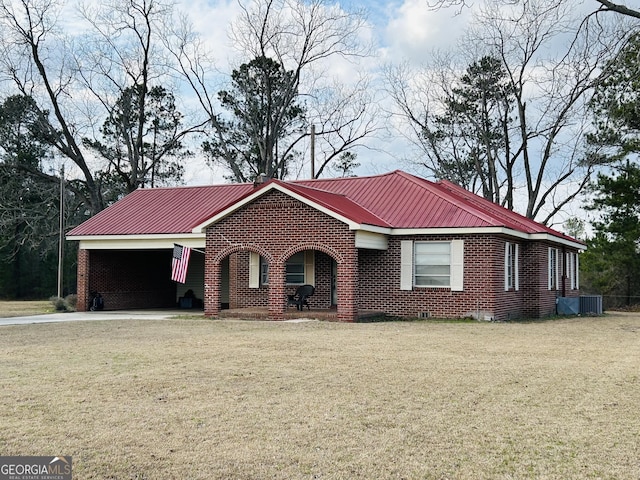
{"left": 217, "top": 307, "right": 385, "bottom": 322}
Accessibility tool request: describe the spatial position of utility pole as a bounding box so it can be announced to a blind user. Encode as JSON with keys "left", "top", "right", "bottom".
{"left": 57, "top": 166, "right": 64, "bottom": 298}
{"left": 310, "top": 124, "right": 315, "bottom": 179}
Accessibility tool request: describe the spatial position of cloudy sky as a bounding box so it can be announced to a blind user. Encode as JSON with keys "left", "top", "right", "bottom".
{"left": 180, "top": 0, "right": 473, "bottom": 65}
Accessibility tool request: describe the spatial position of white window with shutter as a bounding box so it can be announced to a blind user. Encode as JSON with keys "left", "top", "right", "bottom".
{"left": 548, "top": 247, "right": 559, "bottom": 290}
{"left": 250, "top": 250, "right": 316, "bottom": 287}
{"left": 285, "top": 252, "right": 305, "bottom": 284}
{"left": 504, "top": 242, "right": 519, "bottom": 291}
{"left": 566, "top": 251, "right": 579, "bottom": 290}
{"left": 400, "top": 240, "right": 464, "bottom": 291}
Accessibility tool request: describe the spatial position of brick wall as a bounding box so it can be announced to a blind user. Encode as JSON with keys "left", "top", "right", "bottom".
{"left": 359, "top": 235, "right": 580, "bottom": 321}
{"left": 522, "top": 241, "right": 548, "bottom": 318}
{"left": 314, "top": 252, "right": 335, "bottom": 308}
{"left": 228, "top": 251, "right": 269, "bottom": 309}
{"left": 359, "top": 235, "right": 505, "bottom": 320}
{"left": 77, "top": 249, "right": 89, "bottom": 312}
{"left": 521, "top": 241, "right": 581, "bottom": 318}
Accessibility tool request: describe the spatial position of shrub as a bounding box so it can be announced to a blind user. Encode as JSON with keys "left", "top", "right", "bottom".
{"left": 64, "top": 294, "right": 77, "bottom": 312}
{"left": 49, "top": 295, "right": 77, "bottom": 312}
{"left": 49, "top": 296, "right": 66, "bottom": 311}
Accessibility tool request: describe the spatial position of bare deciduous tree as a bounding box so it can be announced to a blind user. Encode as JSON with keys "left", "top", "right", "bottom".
{"left": 0, "top": 0, "right": 201, "bottom": 213}
{"left": 387, "top": 0, "right": 626, "bottom": 224}
{"left": 386, "top": 55, "right": 517, "bottom": 208}
{"left": 167, "top": 0, "right": 381, "bottom": 181}
{"left": 0, "top": 0, "right": 105, "bottom": 214}
{"left": 427, "top": 0, "right": 640, "bottom": 21}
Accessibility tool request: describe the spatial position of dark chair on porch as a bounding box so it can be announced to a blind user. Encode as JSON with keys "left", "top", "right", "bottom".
{"left": 287, "top": 284, "right": 315, "bottom": 311}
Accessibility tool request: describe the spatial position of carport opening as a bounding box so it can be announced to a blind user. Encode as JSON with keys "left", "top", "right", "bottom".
{"left": 86, "top": 248, "right": 210, "bottom": 312}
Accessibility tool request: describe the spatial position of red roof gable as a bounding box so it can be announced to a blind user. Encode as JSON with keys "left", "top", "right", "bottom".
{"left": 268, "top": 180, "right": 391, "bottom": 228}
{"left": 67, "top": 170, "right": 580, "bottom": 245}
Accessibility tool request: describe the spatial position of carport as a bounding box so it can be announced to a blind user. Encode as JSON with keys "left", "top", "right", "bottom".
{"left": 77, "top": 249, "right": 182, "bottom": 311}
{"left": 67, "top": 184, "right": 251, "bottom": 313}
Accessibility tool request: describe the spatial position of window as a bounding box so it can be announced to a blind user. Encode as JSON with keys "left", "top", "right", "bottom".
{"left": 505, "top": 242, "right": 519, "bottom": 291}
{"left": 285, "top": 252, "right": 305, "bottom": 284}
{"left": 260, "top": 258, "right": 269, "bottom": 286}
{"left": 401, "top": 240, "right": 464, "bottom": 291}
{"left": 548, "top": 247, "right": 559, "bottom": 290}
{"left": 566, "top": 251, "right": 579, "bottom": 290}
{"left": 251, "top": 251, "right": 314, "bottom": 287}
{"left": 414, "top": 242, "right": 451, "bottom": 287}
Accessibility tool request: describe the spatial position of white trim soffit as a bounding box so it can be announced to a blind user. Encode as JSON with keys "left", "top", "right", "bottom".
{"left": 69, "top": 233, "right": 205, "bottom": 250}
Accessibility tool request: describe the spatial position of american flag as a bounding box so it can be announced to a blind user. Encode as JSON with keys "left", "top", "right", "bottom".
{"left": 171, "top": 244, "right": 191, "bottom": 283}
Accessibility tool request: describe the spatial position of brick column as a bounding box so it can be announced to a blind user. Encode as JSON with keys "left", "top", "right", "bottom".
{"left": 337, "top": 246, "right": 358, "bottom": 322}
{"left": 228, "top": 253, "right": 238, "bottom": 309}
{"left": 268, "top": 261, "right": 285, "bottom": 321}
{"left": 77, "top": 249, "right": 90, "bottom": 312}
{"left": 205, "top": 256, "right": 220, "bottom": 318}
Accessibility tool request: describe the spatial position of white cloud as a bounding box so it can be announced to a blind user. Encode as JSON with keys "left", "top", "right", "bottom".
{"left": 383, "top": 0, "right": 472, "bottom": 64}
{"left": 176, "top": 0, "right": 242, "bottom": 69}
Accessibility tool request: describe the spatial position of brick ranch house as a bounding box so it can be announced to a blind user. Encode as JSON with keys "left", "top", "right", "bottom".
{"left": 67, "top": 170, "right": 584, "bottom": 322}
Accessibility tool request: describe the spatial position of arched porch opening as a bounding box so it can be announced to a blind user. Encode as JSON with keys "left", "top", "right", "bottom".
{"left": 279, "top": 245, "right": 343, "bottom": 315}
{"left": 207, "top": 243, "right": 354, "bottom": 321}
{"left": 205, "top": 245, "right": 274, "bottom": 317}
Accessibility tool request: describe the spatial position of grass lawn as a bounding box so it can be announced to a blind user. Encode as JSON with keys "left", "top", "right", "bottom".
{"left": 0, "top": 313, "right": 638, "bottom": 479}
{"left": 0, "top": 300, "right": 53, "bottom": 317}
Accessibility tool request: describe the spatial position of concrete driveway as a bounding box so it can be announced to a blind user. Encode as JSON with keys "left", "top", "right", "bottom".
{"left": 0, "top": 310, "right": 190, "bottom": 326}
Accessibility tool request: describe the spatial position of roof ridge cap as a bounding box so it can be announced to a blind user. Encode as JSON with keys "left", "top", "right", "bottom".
{"left": 283, "top": 179, "right": 347, "bottom": 196}
{"left": 291, "top": 170, "right": 400, "bottom": 184}
{"left": 298, "top": 170, "right": 505, "bottom": 229}
{"left": 133, "top": 182, "right": 253, "bottom": 192}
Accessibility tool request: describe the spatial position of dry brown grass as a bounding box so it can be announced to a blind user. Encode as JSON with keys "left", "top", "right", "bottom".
{"left": 0, "top": 313, "right": 639, "bottom": 479}
{"left": 0, "top": 300, "right": 52, "bottom": 317}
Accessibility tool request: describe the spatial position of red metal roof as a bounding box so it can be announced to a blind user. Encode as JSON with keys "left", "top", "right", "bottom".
{"left": 67, "top": 183, "right": 255, "bottom": 236}
{"left": 271, "top": 180, "right": 391, "bottom": 228}
{"left": 67, "top": 170, "right": 579, "bottom": 244}
{"left": 434, "top": 179, "right": 579, "bottom": 242}
{"left": 294, "top": 171, "right": 501, "bottom": 228}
